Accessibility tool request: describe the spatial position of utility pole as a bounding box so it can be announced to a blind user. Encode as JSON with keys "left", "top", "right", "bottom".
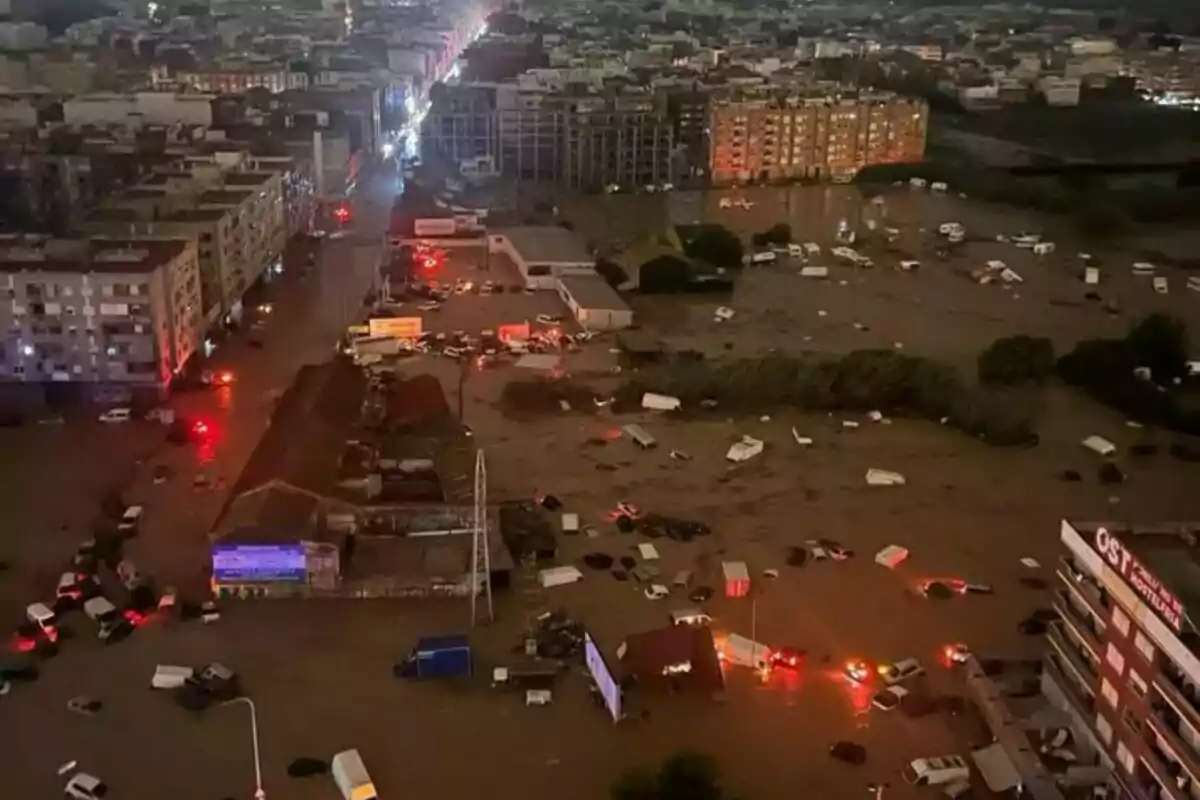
{"left": 470, "top": 448, "right": 494, "bottom": 626}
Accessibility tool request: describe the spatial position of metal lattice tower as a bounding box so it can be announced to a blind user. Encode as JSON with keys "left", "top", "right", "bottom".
{"left": 470, "top": 448, "right": 494, "bottom": 626}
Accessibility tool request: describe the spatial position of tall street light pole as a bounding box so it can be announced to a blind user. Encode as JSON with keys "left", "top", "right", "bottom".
{"left": 224, "top": 697, "right": 265, "bottom": 800}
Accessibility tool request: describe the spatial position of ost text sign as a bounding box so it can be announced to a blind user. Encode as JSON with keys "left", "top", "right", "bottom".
{"left": 1094, "top": 527, "right": 1184, "bottom": 632}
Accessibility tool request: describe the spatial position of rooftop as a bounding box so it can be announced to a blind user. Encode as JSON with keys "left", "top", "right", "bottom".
{"left": 493, "top": 225, "right": 592, "bottom": 265}
{"left": 556, "top": 275, "right": 630, "bottom": 312}
{"left": 0, "top": 238, "right": 190, "bottom": 275}
{"left": 199, "top": 189, "right": 253, "bottom": 205}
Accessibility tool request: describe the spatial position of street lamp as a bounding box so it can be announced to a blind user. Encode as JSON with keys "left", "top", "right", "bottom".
{"left": 868, "top": 782, "right": 890, "bottom": 800}
{"left": 223, "top": 697, "right": 265, "bottom": 800}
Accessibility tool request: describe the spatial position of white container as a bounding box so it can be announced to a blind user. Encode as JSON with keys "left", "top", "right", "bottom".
{"left": 538, "top": 566, "right": 583, "bottom": 588}
{"left": 726, "top": 435, "right": 764, "bottom": 462}
{"left": 1084, "top": 267, "right": 1100, "bottom": 285}
{"left": 331, "top": 749, "right": 377, "bottom": 800}
{"left": 875, "top": 545, "right": 909, "bottom": 569}
{"left": 865, "top": 468, "right": 906, "bottom": 486}
{"left": 722, "top": 633, "right": 771, "bottom": 670}
{"left": 799, "top": 266, "right": 829, "bottom": 278}
{"left": 1153, "top": 276, "right": 1169, "bottom": 294}
{"left": 641, "top": 392, "right": 681, "bottom": 411}
{"left": 151, "top": 665, "right": 194, "bottom": 690}
{"left": 1081, "top": 435, "right": 1116, "bottom": 457}
{"left": 637, "top": 543, "right": 660, "bottom": 561}
{"left": 561, "top": 513, "right": 579, "bottom": 534}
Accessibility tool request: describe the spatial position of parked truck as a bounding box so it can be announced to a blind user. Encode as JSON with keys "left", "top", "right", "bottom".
{"left": 396, "top": 635, "right": 472, "bottom": 679}
{"left": 332, "top": 749, "right": 377, "bottom": 800}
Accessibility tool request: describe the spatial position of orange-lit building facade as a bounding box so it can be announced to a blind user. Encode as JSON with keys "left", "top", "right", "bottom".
{"left": 1053, "top": 521, "right": 1200, "bottom": 800}
{"left": 708, "top": 92, "right": 928, "bottom": 184}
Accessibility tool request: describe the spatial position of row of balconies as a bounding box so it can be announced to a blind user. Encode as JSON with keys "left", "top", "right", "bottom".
{"left": 1056, "top": 558, "right": 1200, "bottom": 799}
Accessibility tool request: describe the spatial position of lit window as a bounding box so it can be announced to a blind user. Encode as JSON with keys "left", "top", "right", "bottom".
{"left": 1111, "top": 607, "right": 1131, "bottom": 637}
{"left": 1101, "top": 677, "right": 1119, "bottom": 708}
{"left": 1106, "top": 643, "right": 1126, "bottom": 676}
{"left": 1133, "top": 631, "right": 1155, "bottom": 663}
{"left": 1115, "top": 741, "right": 1135, "bottom": 774}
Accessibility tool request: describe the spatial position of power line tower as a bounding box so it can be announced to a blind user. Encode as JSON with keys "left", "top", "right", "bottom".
{"left": 470, "top": 448, "right": 494, "bottom": 627}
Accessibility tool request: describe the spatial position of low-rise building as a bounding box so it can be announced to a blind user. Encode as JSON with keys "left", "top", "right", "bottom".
{"left": 0, "top": 237, "right": 203, "bottom": 398}
{"left": 556, "top": 275, "right": 632, "bottom": 331}
{"left": 63, "top": 92, "right": 216, "bottom": 128}
{"left": 487, "top": 227, "right": 594, "bottom": 290}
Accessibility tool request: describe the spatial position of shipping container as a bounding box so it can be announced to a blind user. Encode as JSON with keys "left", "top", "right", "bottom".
{"left": 722, "top": 561, "right": 750, "bottom": 598}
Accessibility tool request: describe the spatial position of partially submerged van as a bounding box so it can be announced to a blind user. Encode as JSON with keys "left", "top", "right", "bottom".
{"left": 670, "top": 608, "right": 713, "bottom": 627}
{"left": 903, "top": 755, "right": 970, "bottom": 786}
{"left": 622, "top": 424, "right": 657, "bottom": 449}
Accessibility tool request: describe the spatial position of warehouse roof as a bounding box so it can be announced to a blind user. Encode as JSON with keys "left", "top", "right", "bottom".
{"left": 494, "top": 226, "right": 591, "bottom": 265}
{"left": 557, "top": 275, "right": 630, "bottom": 312}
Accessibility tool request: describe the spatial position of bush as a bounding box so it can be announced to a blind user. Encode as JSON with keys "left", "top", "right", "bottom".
{"left": 613, "top": 751, "right": 724, "bottom": 800}
{"left": 1126, "top": 313, "right": 1188, "bottom": 383}
{"left": 681, "top": 224, "right": 744, "bottom": 269}
{"left": 595, "top": 259, "right": 629, "bottom": 289}
{"left": 622, "top": 350, "right": 1034, "bottom": 446}
{"left": 639, "top": 256, "right": 694, "bottom": 294}
{"left": 977, "top": 335, "right": 1056, "bottom": 386}
{"left": 1058, "top": 315, "right": 1197, "bottom": 433}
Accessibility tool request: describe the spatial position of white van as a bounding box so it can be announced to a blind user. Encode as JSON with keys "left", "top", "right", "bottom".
{"left": 151, "top": 665, "right": 195, "bottom": 689}
{"left": 787, "top": 243, "right": 805, "bottom": 258}
{"left": 903, "top": 755, "right": 970, "bottom": 786}
{"left": 750, "top": 251, "right": 777, "bottom": 264}
{"left": 332, "top": 749, "right": 377, "bottom": 800}
{"left": 26, "top": 602, "right": 58, "bottom": 636}
{"left": 878, "top": 657, "right": 924, "bottom": 685}
{"left": 670, "top": 608, "right": 713, "bottom": 627}
{"left": 97, "top": 408, "right": 132, "bottom": 424}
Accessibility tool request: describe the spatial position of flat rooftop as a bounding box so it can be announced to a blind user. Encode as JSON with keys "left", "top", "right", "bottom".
{"left": 494, "top": 226, "right": 592, "bottom": 265}
{"left": 0, "top": 239, "right": 189, "bottom": 275}
{"left": 1070, "top": 521, "right": 1200, "bottom": 624}
{"left": 199, "top": 189, "right": 253, "bottom": 205}
{"left": 557, "top": 275, "right": 629, "bottom": 312}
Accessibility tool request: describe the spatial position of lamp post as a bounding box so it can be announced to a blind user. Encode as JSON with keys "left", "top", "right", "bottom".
{"left": 868, "top": 782, "right": 889, "bottom": 800}
{"left": 223, "top": 697, "right": 265, "bottom": 800}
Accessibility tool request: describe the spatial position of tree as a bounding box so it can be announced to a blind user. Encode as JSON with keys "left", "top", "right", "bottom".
{"left": 681, "top": 224, "right": 744, "bottom": 269}
{"left": 613, "top": 751, "right": 724, "bottom": 800}
{"left": 639, "top": 256, "right": 694, "bottom": 294}
{"left": 1126, "top": 313, "right": 1188, "bottom": 383}
{"left": 977, "top": 335, "right": 1056, "bottom": 386}
{"left": 595, "top": 259, "right": 629, "bottom": 289}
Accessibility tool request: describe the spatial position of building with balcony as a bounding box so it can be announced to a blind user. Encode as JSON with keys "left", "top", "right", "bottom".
{"left": 708, "top": 91, "right": 928, "bottom": 185}
{"left": 1052, "top": 521, "right": 1200, "bottom": 800}
{"left": 0, "top": 237, "right": 203, "bottom": 399}
{"left": 175, "top": 65, "right": 308, "bottom": 95}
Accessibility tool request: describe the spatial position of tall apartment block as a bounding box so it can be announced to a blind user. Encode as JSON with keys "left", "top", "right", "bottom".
{"left": 1051, "top": 521, "right": 1200, "bottom": 800}
{"left": 0, "top": 237, "right": 204, "bottom": 399}
{"left": 708, "top": 91, "right": 928, "bottom": 184}
{"left": 426, "top": 86, "right": 676, "bottom": 190}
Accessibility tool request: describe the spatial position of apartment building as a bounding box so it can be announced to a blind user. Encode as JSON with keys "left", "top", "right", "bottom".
{"left": 83, "top": 162, "right": 287, "bottom": 323}
{"left": 175, "top": 65, "right": 309, "bottom": 95}
{"left": 1051, "top": 521, "right": 1200, "bottom": 800}
{"left": 63, "top": 92, "right": 216, "bottom": 128}
{"left": 427, "top": 85, "right": 676, "bottom": 190}
{"left": 0, "top": 237, "right": 203, "bottom": 396}
{"left": 708, "top": 91, "right": 928, "bottom": 184}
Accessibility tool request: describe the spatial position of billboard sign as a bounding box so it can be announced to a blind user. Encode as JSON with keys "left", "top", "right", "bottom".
{"left": 212, "top": 544, "right": 307, "bottom": 583}
{"left": 1094, "top": 527, "right": 1184, "bottom": 631}
{"left": 414, "top": 217, "right": 457, "bottom": 237}
{"left": 368, "top": 316, "right": 422, "bottom": 339}
{"left": 584, "top": 632, "right": 622, "bottom": 722}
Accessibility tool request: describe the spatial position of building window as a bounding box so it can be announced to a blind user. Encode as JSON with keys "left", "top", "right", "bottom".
{"left": 1106, "top": 643, "right": 1127, "bottom": 676}
{"left": 1102, "top": 677, "right": 1119, "bottom": 709}
{"left": 1115, "top": 741, "right": 1135, "bottom": 774}
{"left": 1112, "top": 607, "right": 1131, "bottom": 637}
{"left": 1122, "top": 707, "right": 1142, "bottom": 735}
{"left": 1096, "top": 713, "right": 1114, "bottom": 745}
{"left": 1128, "top": 670, "right": 1148, "bottom": 698}
{"left": 1134, "top": 632, "right": 1156, "bottom": 664}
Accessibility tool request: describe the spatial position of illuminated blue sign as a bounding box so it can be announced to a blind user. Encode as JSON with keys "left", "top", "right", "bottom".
{"left": 212, "top": 544, "right": 307, "bottom": 583}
